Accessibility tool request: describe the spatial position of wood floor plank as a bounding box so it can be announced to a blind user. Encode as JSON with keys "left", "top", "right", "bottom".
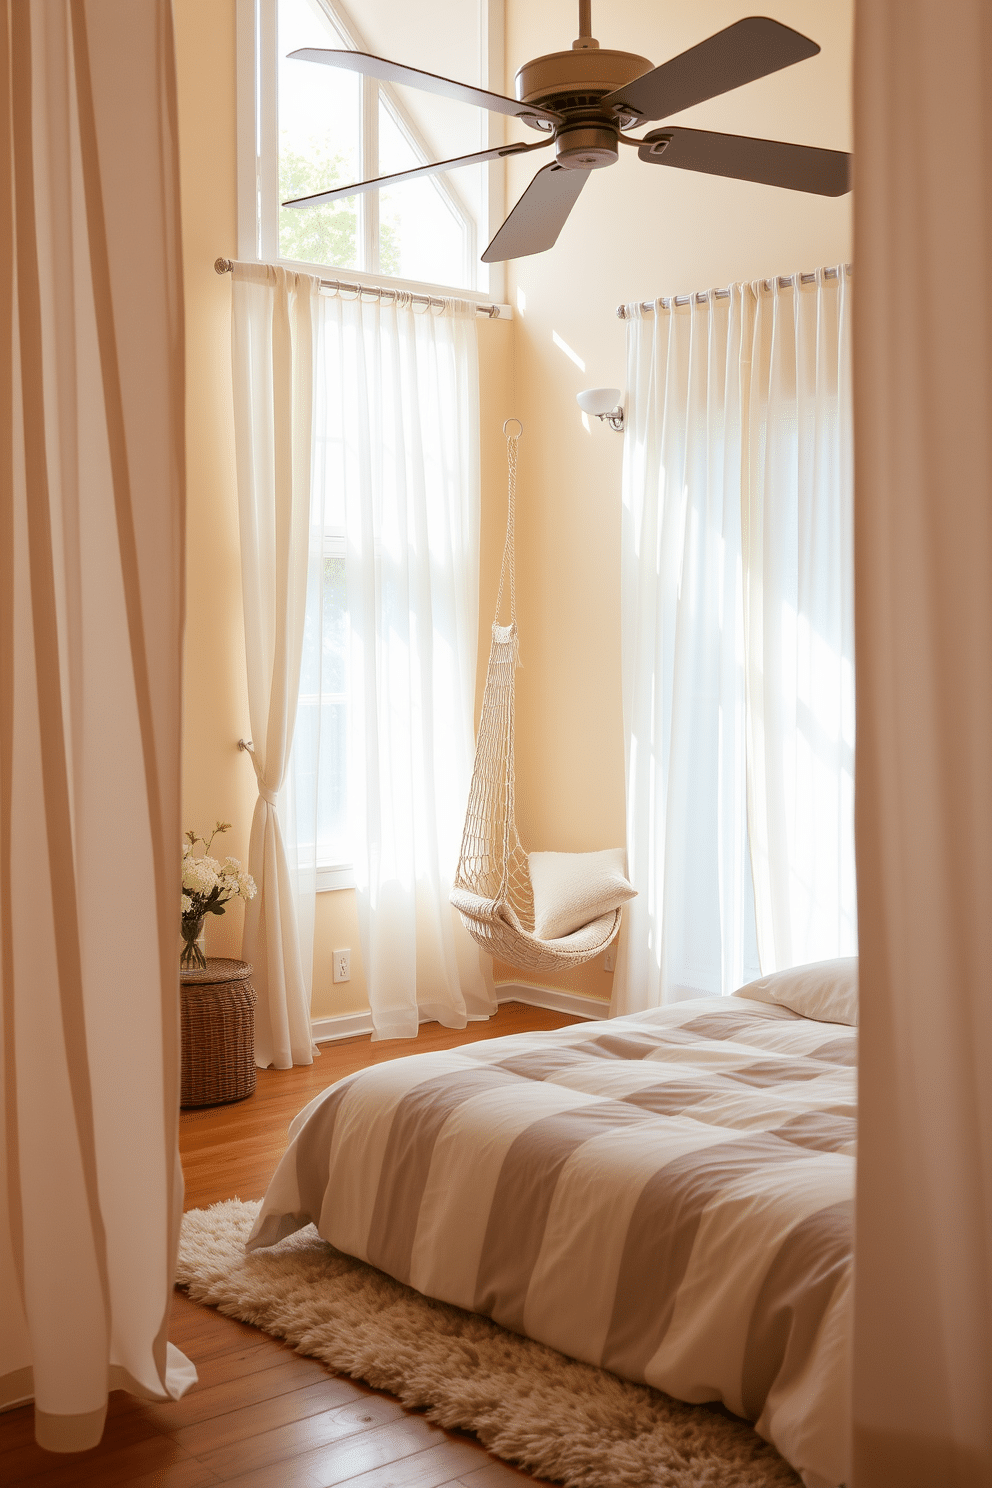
{"left": 208, "top": 1416, "right": 439, "bottom": 1487}
{"left": 2, "top": 1396, "right": 173, "bottom": 1485}
{"left": 219, "top": 1428, "right": 483, "bottom": 1488}
{"left": 168, "top": 1338, "right": 302, "bottom": 1393}
{"left": 97, "top": 1456, "right": 223, "bottom": 1488}
{"left": 453, "top": 1460, "right": 546, "bottom": 1486}
{"left": 0, "top": 1401, "right": 46, "bottom": 1454}
{"left": 138, "top": 1355, "right": 335, "bottom": 1430}
{"left": 169, "top": 1298, "right": 289, "bottom": 1364}
{"left": 196, "top": 1394, "right": 409, "bottom": 1480}
{"left": 9, "top": 1430, "right": 209, "bottom": 1488}
{"left": 286, "top": 1417, "right": 458, "bottom": 1484}
{"left": 170, "top": 1377, "right": 365, "bottom": 1457}
{"left": 325, "top": 1440, "right": 496, "bottom": 1488}
{"left": 90, "top": 1452, "right": 221, "bottom": 1488}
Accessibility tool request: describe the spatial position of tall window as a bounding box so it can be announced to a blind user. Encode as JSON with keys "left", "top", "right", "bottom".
{"left": 240, "top": 0, "right": 498, "bottom": 889}
{"left": 241, "top": 0, "right": 501, "bottom": 296}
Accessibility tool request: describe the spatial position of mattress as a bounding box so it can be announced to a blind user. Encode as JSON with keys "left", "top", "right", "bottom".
{"left": 250, "top": 997, "right": 855, "bottom": 1488}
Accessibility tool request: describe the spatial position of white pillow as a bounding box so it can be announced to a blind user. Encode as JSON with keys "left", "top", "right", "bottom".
{"left": 528, "top": 848, "right": 636, "bottom": 941}
{"left": 733, "top": 956, "right": 858, "bottom": 1026}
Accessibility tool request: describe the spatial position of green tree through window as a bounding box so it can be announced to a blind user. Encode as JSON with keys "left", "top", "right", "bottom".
{"left": 279, "top": 145, "right": 399, "bottom": 275}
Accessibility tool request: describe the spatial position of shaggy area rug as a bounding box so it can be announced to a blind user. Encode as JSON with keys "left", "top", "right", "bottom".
{"left": 177, "top": 1199, "right": 802, "bottom": 1488}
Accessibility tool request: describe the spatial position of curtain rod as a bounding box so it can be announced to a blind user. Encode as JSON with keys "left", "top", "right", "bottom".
{"left": 214, "top": 258, "right": 502, "bottom": 318}
{"left": 616, "top": 263, "right": 853, "bottom": 319}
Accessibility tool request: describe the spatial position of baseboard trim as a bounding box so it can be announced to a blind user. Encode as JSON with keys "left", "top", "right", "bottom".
{"left": 311, "top": 1010, "right": 374, "bottom": 1044}
{"left": 496, "top": 982, "right": 609, "bottom": 1020}
{"left": 311, "top": 983, "right": 609, "bottom": 1043}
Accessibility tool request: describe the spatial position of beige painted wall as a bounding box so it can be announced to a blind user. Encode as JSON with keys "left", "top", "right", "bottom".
{"left": 177, "top": 0, "right": 253, "bottom": 963}
{"left": 175, "top": 0, "right": 852, "bottom": 1021}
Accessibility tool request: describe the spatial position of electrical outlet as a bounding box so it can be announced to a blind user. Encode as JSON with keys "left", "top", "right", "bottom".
{"left": 603, "top": 946, "right": 616, "bottom": 973}
{"left": 333, "top": 948, "right": 351, "bottom": 983}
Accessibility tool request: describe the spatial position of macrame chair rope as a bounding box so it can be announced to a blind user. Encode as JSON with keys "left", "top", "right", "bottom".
{"left": 450, "top": 422, "right": 622, "bottom": 972}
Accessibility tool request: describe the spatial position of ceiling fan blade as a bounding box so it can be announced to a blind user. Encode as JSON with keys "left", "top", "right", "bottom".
{"left": 283, "top": 139, "right": 552, "bottom": 209}
{"left": 638, "top": 125, "right": 851, "bottom": 196}
{"left": 601, "top": 17, "right": 820, "bottom": 123}
{"left": 290, "top": 49, "right": 561, "bottom": 128}
{"left": 481, "top": 164, "right": 591, "bottom": 263}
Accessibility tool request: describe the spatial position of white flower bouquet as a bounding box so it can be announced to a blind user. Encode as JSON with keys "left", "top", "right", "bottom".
{"left": 181, "top": 821, "right": 256, "bottom": 970}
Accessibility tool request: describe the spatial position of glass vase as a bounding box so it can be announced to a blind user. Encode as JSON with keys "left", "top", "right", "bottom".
{"left": 180, "top": 914, "right": 207, "bottom": 971}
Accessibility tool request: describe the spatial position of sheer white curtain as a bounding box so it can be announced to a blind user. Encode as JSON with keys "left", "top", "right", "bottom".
{"left": 613, "top": 270, "right": 855, "bottom": 1017}
{"left": 853, "top": 1, "right": 992, "bottom": 1480}
{"left": 743, "top": 270, "right": 856, "bottom": 972}
{"left": 612, "top": 290, "right": 756, "bottom": 1016}
{"left": 303, "top": 293, "right": 494, "bottom": 1040}
{"left": 231, "top": 263, "right": 319, "bottom": 1068}
{"left": 1, "top": 0, "right": 193, "bottom": 1449}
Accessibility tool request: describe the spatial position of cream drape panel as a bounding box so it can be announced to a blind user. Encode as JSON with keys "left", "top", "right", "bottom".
{"left": 743, "top": 271, "right": 856, "bottom": 973}
{"left": 314, "top": 294, "right": 493, "bottom": 1040}
{"left": 853, "top": 1, "right": 992, "bottom": 1482}
{"left": 0, "top": 0, "right": 193, "bottom": 1451}
{"left": 231, "top": 264, "right": 318, "bottom": 1069}
{"left": 613, "top": 272, "right": 854, "bottom": 1017}
{"left": 613, "top": 290, "right": 756, "bottom": 1016}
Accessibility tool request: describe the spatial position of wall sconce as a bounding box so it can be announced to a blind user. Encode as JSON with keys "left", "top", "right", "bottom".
{"left": 576, "top": 386, "right": 625, "bottom": 432}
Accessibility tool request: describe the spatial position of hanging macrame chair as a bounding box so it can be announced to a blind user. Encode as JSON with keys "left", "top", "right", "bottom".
{"left": 450, "top": 422, "right": 624, "bottom": 972}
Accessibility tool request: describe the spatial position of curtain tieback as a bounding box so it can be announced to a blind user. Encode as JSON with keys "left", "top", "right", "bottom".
{"left": 249, "top": 758, "right": 280, "bottom": 808}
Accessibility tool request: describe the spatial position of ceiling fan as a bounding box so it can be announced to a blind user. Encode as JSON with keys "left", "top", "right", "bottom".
{"left": 283, "top": 3, "right": 851, "bottom": 264}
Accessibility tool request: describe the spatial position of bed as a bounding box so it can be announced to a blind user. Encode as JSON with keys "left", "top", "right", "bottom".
{"left": 249, "top": 986, "right": 855, "bottom": 1488}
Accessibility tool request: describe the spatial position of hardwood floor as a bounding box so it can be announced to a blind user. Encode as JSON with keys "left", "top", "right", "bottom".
{"left": 4, "top": 1003, "right": 581, "bottom": 1487}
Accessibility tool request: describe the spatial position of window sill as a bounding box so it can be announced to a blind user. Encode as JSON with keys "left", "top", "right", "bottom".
{"left": 316, "top": 864, "right": 356, "bottom": 893}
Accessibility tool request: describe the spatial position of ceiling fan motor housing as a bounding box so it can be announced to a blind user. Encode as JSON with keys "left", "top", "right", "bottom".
{"left": 515, "top": 47, "right": 652, "bottom": 120}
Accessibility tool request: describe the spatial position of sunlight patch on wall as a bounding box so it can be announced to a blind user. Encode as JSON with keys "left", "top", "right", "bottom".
{"left": 552, "top": 330, "right": 585, "bottom": 372}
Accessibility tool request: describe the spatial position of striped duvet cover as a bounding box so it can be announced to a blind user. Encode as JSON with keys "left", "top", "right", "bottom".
{"left": 250, "top": 997, "right": 855, "bottom": 1488}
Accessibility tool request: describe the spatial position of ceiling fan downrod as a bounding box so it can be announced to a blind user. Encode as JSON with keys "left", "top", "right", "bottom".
{"left": 574, "top": 0, "right": 598, "bottom": 51}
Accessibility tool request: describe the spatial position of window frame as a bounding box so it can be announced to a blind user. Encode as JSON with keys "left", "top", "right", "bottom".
{"left": 237, "top": 0, "right": 507, "bottom": 302}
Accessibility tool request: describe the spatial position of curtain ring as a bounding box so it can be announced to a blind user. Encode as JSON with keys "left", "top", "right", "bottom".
{"left": 503, "top": 418, "right": 523, "bottom": 438}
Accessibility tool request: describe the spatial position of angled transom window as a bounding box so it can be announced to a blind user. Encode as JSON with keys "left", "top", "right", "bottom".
{"left": 241, "top": 0, "right": 501, "bottom": 295}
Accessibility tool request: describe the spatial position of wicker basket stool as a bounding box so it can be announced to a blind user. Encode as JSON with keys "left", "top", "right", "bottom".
{"left": 180, "top": 957, "right": 256, "bottom": 1108}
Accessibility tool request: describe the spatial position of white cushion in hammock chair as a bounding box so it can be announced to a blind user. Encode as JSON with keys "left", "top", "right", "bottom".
{"left": 449, "top": 885, "right": 620, "bottom": 955}
{"left": 528, "top": 848, "right": 636, "bottom": 940}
